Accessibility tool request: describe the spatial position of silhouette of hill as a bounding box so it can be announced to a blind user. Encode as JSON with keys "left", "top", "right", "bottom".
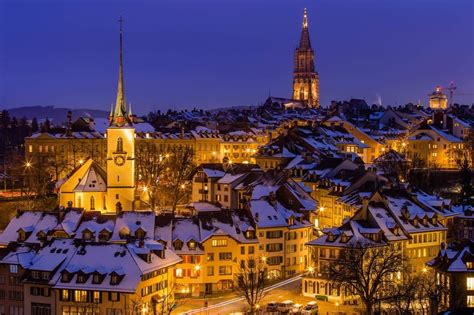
{"left": 5, "top": 106, "right": 109, "bottom": 124}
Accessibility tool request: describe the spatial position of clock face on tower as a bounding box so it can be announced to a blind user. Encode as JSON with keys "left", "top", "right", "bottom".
{"left": 114, "top": 155, "right": 126, "bottom": 166}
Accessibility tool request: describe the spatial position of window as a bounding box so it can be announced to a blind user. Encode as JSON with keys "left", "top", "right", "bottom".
{"left": 31, "top": 303, "right": 51, "bottom": 315}
{"left": 109, "top": 292, "right": 120, "bottom": 302}
{"left": 212, "top": 239, "right": 227, "bottom": 247}
{"left": 60, "top": 290, "right": 70, "bottom": 301}
{"left": 74, "top": 290, "right": 88, "bottom": 302}
{"left": 207, "top": 253, "right": 214, "bottom": 261}
{"left": 467, "top": 277, "right": 474, "bottom": 290}
{"left": 219, "top": 252, "right": 232, "bottom": 261}
{"left": 90, "top": 196, "right": 95, "bottom": 210}
{"left": 266, "top": 243, "right": 283, "bottom": 252}
{"left": 266, "top": 231, "right": 283, "bottom": 239}
{"left": 116, "top": 137, "right": 123, "bottom": 152}
{"left": 62, "top": 306, "right": 99, "bottom": 315}
{"left": 9, "top": 306, "right": 23, "bottom": 315}
{"left": 9, "top": 265, "right": 18, "bottom": 274}
{"left": 175, "top": 269, "right": 183, "bottom": 278}
{"left": 107, "top": 310, "right": 123, "bottom": 315}
{"left": 207, "top": 267, "right": 214, "bottom": 276}
{"left": 468, "top": 296, "right": 474, "bottom": 307}
{"left": 249, "top": 246, "right": 255, "bottom": 254}
{"left": 92, "top": 291, "right": 101, "bottom": 303}
{"left": 241, "top": 247, "right": 245, "bottom": 255}
{"left": 219, "top": 266, "right": 232, "bottom": 275}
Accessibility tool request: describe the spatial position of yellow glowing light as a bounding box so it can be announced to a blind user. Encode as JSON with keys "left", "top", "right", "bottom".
{"left": 165, "top": 154, "right": 170, "bottom": 158}
{"left": 228, "top": 160, "right": 233, "bottom": 164}
{"left": 261, "top": 256, "right": 266, "bottom": 262}
{"left": 195, "top": 265, "right": 201, "bottom": 271}
{"left": 402, "top": 142, "right": 407, "bottom": 147}
{"left": 256, "top": 304, "right": 260, "bottom": 309}
{"left": 25, "top": 162, "right": 31, "bottom": 168}
{"left": 212, "top": 151, "right": 216, "bottom": 155}
{"left": 143, "top": 186, "right": 148, "bottom": 192}
{"left": 319, "top": 207, "right": 325, "bottom": 212}
{"left": 422, "top": 267, "right": 427, "bottom": 273}
{"left": 381, "top": 147, "right": 385, "bottom": 152}
{"left": 336, "top": 302, "right": 339, "bottom": 307}
{"left": 308, "top": 266, "right": 314, "bottom": 273}
{"left": 181, "top": 184, "right": 185, "bottom": 189}
{"left": 79, "top": 159, "right": 84, "bottom": 164}
{"left": 246, "top": 148, "right": 250, "bottom": 152}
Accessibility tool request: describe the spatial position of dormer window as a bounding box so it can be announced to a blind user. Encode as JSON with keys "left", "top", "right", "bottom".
{"left": 245, "top": 230, "right": 255, "bottom": 239}
{"left": 83, "top": 229, "right": 93, "bottom": 241}
{"left": 110, "top": 272, "right": 122, "bottom": 285}
{"left": 37, "top": 231, "right": 47, "bottom": 242}
{"left": 467, "top": 262, "right": 474, "bottom": 270}
{"left": 327, "top": 233, "right": 336, "bottom": 242}
{"left": 61, "top": 271, "right": 71, "bottom": 283}
{"left": 92, "top": 273, "right": 104, "bottom": 284}
{"left": 98, "top": 230, "right": 110, "bottom": 242}
{"left": 340, "top": 234, "right": 349, "bottom": 243}
{"left": 135, "top": 227, "right": 146, "bottom": 240}
{"left": 76, "top": 272, "right": 89, "bottom": 284}
{"left": 422, "top": 217, "right": 428, "bottom": 226}
{"left": 174, "top": 239, "right": 183, "bottom": 250}
{"left": 188, "top": 240, "right": 196, "bottom": 250}
{"left": 288, "top": 217, "right": 294, "bottom": 226}
{"left": 17, "top": 229, "right": 26, "bottom": 242}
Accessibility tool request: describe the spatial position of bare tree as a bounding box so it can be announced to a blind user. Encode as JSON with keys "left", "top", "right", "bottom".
{"left": 235, "top": 257, "right": 267, "bottom": 314}
{"left": 386, "top": 272, "right": 425, "bottom": 315}
{"left": 151, "top": 284, "right": 187, "bottom": 315}
{"left": 135, "top": 142, "right": 167, "bottom": 210}
{"left": 327, "top": 241, "right": 404, "bottom": 315}
{"left": 161, "top": 145, "right": 194, "bottom": 214}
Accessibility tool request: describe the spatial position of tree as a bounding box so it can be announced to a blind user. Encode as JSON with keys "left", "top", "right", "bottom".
{"left": 151, "top": 284, "right": 186, "bottom": 315}
{"left": 459, "top": 155, "right": 473, "bottom": 207}
{"left": 135, "top": 142, "right": 166, "bottom": 210}
{"left": 327, "top": 241, "right": 404, "bottom": 315}
{"left": 161, "top": 146, "right": 194, "bottom": 213}
{"left": 386, "top": 272, "right": 425, "bottom": 315}
{"left": 235, "top": 257, "right": 267, "bottom": 314}
{"left": 31, "top": 117, "right": 39, "bottom": 133}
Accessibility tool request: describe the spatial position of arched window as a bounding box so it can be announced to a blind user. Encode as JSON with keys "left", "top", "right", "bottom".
{"left": 299, "top": 87, "right": 305, "bottom": 100}
{"left": 90, "top": 196, "right": 95, "bottom": 210}
{"left": 117, "top": 137, "right": 123, "bottom": 152}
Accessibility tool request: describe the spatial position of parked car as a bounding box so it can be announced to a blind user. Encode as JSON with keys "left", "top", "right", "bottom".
{"left": 291, "top": 303, "right": 303, "bottom": 314}
{"left": 266, "top": 301, "right": 278, "bottom": 312}
{"left": 278, "top": 300, "right": 295, "bottom": 313}
{"left": 301, "top": 301, "right": 318, "bottom": 314}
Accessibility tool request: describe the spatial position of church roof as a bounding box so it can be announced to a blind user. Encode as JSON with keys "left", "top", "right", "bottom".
{"left": 73, "top": 162, "right": 107, "bottom": 192}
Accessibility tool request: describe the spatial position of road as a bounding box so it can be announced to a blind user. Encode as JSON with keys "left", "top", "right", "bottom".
{"left": 176, "top": 276, "right": 359, "bottom": 315}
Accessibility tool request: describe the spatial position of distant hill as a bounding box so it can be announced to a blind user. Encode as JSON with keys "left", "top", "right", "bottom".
{"left": 5, "top": 106, "right": 109, "bottom": 125}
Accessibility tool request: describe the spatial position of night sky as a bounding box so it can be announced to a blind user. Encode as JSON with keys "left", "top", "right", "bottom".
{"left": 1, "top": 0, "right": 473, "bottom": 114}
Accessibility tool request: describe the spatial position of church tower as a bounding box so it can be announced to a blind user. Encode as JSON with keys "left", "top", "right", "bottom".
{"left": 292, "top": 8, "right": 320, "bottom": 108}
{"left": 106, "top": 16, "right": 136, "bottom": 212}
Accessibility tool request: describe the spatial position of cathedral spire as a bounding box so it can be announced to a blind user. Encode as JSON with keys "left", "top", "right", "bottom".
{"left": 110, "top": 15, "right": 131, "bottom": 127}
{"left": 299, "top": 8, "right": 312, "bottom": 50}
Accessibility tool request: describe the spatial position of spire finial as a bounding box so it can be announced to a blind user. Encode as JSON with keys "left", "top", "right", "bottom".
{"left": 298, "top": 8, "right": 312, "bottom": 49}
{"left": 110, "top": 14, "right": 130, "bottom": 127}
{"left": 303, "top": 8, "right": 308, "bottom": 28}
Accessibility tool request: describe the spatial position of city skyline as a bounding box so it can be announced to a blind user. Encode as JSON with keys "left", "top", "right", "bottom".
{"left": 1, "top": 0, "right": 473, "bottom": 115}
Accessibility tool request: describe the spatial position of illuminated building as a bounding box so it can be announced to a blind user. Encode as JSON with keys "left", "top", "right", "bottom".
{"left": 292, "top": 8, "right": 320, "bottom": 108}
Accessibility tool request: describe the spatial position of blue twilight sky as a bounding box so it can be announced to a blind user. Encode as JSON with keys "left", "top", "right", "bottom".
{"left": 1, "top": 0, "right": 473, "bottom": 115}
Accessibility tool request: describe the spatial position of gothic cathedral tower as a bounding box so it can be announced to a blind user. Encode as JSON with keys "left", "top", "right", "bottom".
{"left": 292, "top": 8, "right": 320, "bottom": 108}
{"left": 106, "top": 16, "right": 136, "bottom": 212}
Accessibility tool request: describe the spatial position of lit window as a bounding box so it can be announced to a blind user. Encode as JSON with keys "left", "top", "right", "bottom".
{"left": 468, "top": 296, "right": 474, "bottom": 307}
{"left": 28, "top": 145, "right": 33, "bottom": 153}
{"left": 467, "top": 277, "right": 474, "bottom": 290}
{"left": 212, "top": 239, "right": 228, "bottom": 247}
{"left": 175, "top": 269, "right": 183, "bottom": 278}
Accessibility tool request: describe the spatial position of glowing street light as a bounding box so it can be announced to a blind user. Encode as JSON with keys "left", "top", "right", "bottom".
{"left": 143, "top": 186, "right": 148, "bottom": 192}
{"left": 25, "top": 162, "right": 31, "bottom": 168}
{"left": 79, "top": 159, "right": 84, "bottom": 165}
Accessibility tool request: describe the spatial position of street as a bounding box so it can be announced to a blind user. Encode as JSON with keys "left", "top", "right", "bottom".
{"left": 176, "top": 276, "right": 360, "bottom": 315}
